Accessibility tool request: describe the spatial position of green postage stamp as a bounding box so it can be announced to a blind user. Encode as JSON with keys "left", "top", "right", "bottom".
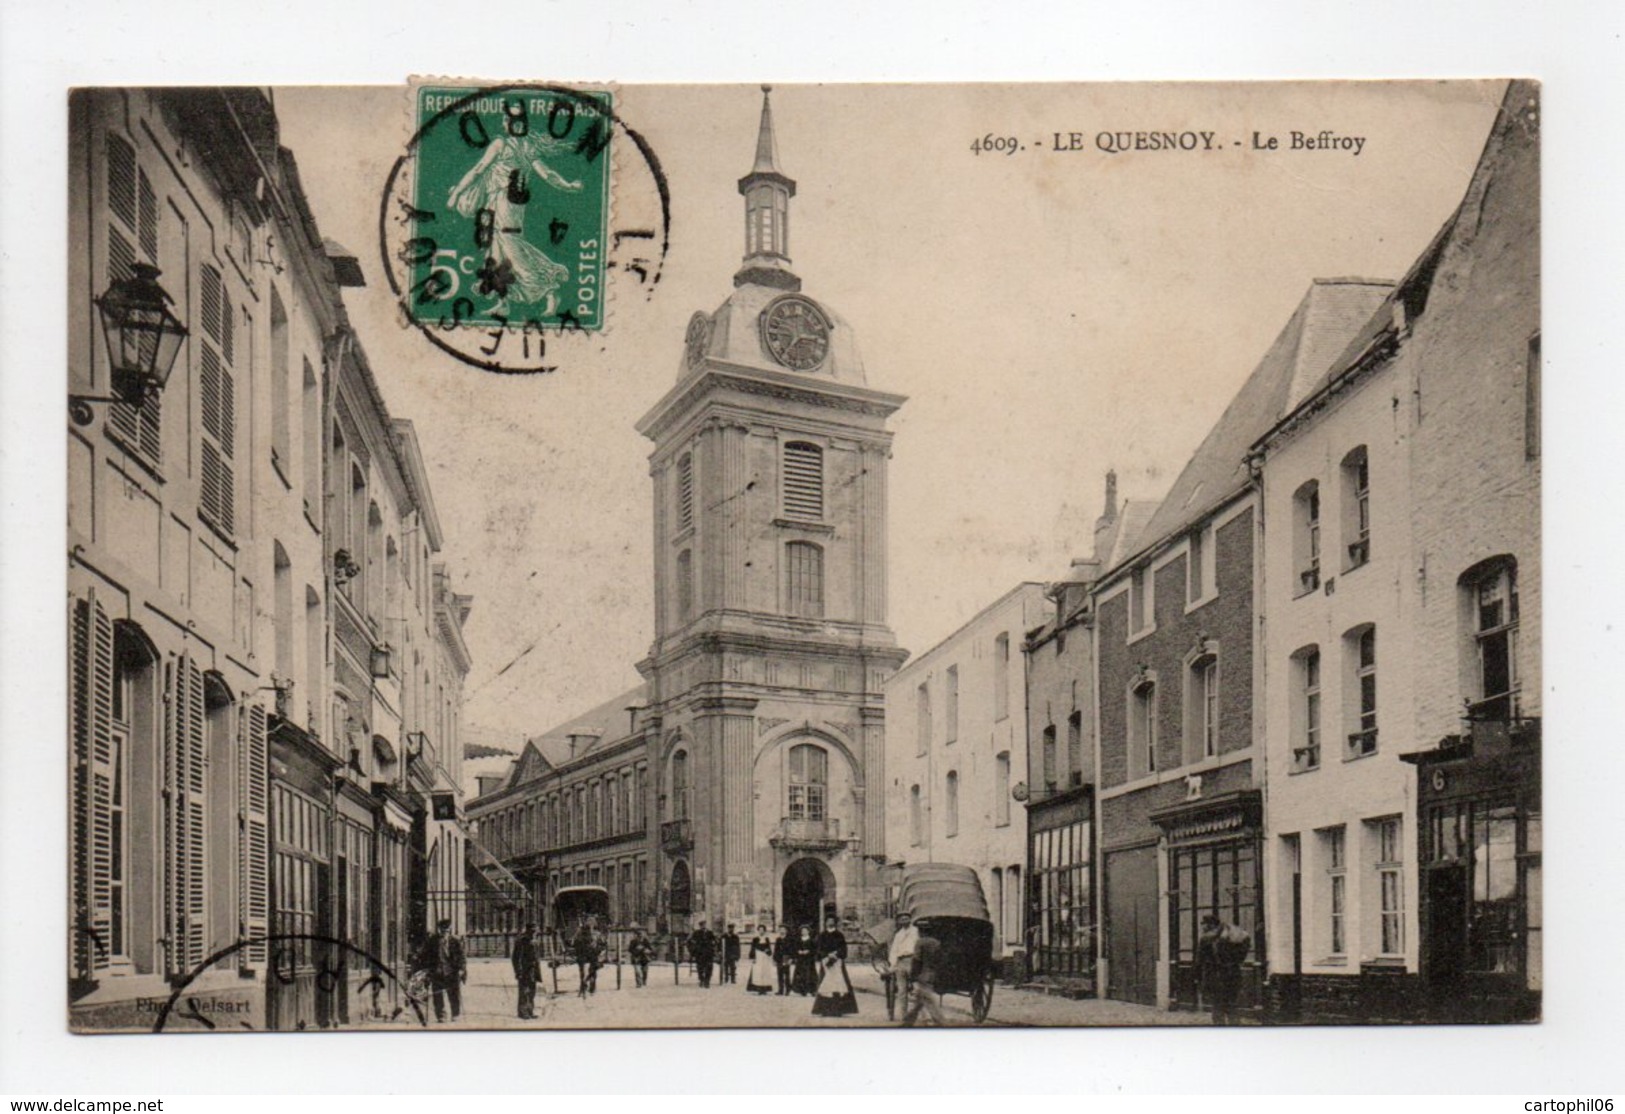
{"left": 408, "top": 85, "right": 612, "bottom": 334}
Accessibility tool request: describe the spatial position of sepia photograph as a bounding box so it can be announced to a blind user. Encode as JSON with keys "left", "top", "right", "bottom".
{"left": 63, "top": 77, "right": 1539, "bottom": 1033}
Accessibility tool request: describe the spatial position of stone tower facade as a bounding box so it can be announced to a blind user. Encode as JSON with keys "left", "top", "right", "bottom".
{"left": 635, "top": 89, "right": 908, "bottom": 931}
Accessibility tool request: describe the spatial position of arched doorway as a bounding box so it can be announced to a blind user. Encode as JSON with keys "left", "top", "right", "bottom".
{"left": 782, "top": 857, "right": 837, "bottom": 931}
{"left": 669, "top": 860, "right": 693, "bottom": 924}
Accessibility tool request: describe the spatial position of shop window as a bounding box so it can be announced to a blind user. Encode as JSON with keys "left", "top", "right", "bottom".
{"left": 1461, "top": 558, "right": 1520, "bottom": 720}
{"left": 1291, "top": 646, "right": 1322, "bottom": 772}
{"left": 787, "top": 743, "right": 828, "bottom": 822}
{"left": 1341, "top": 447, "right": 1370, "bottom": 570}
{"left": 1184, "top": 648, "right": 1219, "bottom": 764}
{"left": 1293, "top": 480, "right": 1321, "bottom": 595}
{"left": 785, "top": 541, "right": 824, "bottom": 618}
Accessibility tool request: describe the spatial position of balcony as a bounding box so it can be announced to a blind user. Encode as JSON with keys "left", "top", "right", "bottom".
{"left": 769, "top": 817, "right": 845, "bottom": 852}
{"left": 1346, "top": 728, "right": 1378, "bottom": 759}
{"left": 660, "top": 817, "right": 694, "bottom": 854}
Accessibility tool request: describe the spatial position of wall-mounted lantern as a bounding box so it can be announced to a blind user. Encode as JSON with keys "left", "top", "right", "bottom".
{"left": 71, "top": 264, "right": 189, "bottom": 426}
{"left": 369, "top": 641, "right": 392, "bottom": 679}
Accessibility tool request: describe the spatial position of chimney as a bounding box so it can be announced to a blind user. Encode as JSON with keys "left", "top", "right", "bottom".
{"left": 567, "top": 729, "right": 603, "bottom": 760}
{"left": 1093, "top": 469, "right": 1120, "bottom": 562}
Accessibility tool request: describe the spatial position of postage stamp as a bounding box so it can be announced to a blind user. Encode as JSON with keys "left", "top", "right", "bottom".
{"left": 407, "top": 85, "right": 611, "bottom": 332}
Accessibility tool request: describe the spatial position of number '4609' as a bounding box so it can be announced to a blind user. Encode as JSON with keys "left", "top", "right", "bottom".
{"left": 971, "top": 134, "right": 1020, "bottom": 155}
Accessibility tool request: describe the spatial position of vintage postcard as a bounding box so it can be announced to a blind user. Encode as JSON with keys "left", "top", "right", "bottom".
{"left": 65, "top": 79, "right": 1538, "bottom": 1031}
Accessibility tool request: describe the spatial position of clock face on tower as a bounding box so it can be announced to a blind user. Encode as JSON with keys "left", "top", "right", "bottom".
{"left": 760, "top": 296, "right": 830, "bottom": 371}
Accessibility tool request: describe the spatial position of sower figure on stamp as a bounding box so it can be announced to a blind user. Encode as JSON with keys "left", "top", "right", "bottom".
{"left": 1196, "top": 914, "right": 1250, "bottom": 1025}
{"left": 444, "top": 130, "right": 582, "bottom": 319}
{"left": 512, "top": 922, "right": 542, "bottom": 1020}
{"left": 418, "top": 917, "right": 467, "bottom": 1024}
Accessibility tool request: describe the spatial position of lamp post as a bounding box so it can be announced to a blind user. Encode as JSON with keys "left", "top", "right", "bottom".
{"left": 71, "top": 263, "right": 189, "bottom": 426}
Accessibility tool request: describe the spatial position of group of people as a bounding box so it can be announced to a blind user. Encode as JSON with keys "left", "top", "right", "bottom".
{"left": 685, "top": 918, "right": 858, "bottom": 1015}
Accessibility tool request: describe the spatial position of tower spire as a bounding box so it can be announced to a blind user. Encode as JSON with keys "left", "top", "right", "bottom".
{"left": 735, "top": 85, "right": 801, "bottom": 292}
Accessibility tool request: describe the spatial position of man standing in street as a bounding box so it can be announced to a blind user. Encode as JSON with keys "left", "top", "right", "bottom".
{"left": 511, "top": 922, "right": 542, "bottom": 1020}
{"left": 1196, "top": 913, "right": 1249, "bottom": 1024}
{"left": 722, "top": 924, "right": 742, "bottom": 985}
{"left": 629, "top": 929, "right": 653, "bottom": 988}
{"left": 900, "top": 923, "right": 946, "bottom": 1027}
{"left": 887, "top": 910, "right": 920, "bottom": 1019}
{"left": 688, "top": 920, "right": 718, "bottom": 988}
{"left": 418, "top": 917, "right": 467, "bottom": 1024}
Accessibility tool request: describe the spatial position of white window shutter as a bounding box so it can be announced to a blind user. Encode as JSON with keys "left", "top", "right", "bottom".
{"left": 239, "top": 702, "right": 270, "bottom": 969}
{"left": 70, "top": 592, "right": 116, "bottom": 978}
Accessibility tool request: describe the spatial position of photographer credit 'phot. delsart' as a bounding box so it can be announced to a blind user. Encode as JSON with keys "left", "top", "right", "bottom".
{"left": 64, "top": 78, "right": 1539, "bottom": 1032}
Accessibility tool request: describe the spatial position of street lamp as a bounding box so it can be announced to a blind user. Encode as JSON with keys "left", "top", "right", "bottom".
{"left": 71, "top": 264, "right": 189, "bottom": 426}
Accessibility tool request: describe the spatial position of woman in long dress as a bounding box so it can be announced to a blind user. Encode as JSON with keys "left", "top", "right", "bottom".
{"left": 790, "top": 925, "right": 819, "bottom": 996}
{"left": 811, "top": 915, "right": 859, "bottom": 1017}
{"left": 745, "top": 925, "right": 776, "bottom": 994}
{"left": 445, "top": 131, "right": 582, "bottom": 317}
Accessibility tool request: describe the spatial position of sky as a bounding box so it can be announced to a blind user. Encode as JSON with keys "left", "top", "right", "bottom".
{"left": 275, "top": 81, "right": 1504, "bottom": 751}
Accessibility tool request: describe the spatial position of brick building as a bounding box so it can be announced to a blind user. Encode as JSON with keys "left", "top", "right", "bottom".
{"left": 1093, "top": 279, "right": 1389, "bottom": 1011}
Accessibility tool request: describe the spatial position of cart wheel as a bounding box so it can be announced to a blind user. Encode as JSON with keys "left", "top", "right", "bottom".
{"left": 972, "top": 974, "right": 994, "bottom": 1024}
{"left": 884, "top": 972, "right": 898, "bottom": 1021}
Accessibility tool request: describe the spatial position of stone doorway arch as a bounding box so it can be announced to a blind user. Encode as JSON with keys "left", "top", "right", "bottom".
{"left": 781, "top": 857, "right": 837, "bottom": 931}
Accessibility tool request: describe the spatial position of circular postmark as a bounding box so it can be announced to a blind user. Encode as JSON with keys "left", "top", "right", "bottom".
{"left": 150, "top": 932, "right": 427, "bottom": 1031}
{"left": 379, "top": 82, "right": 672, "bottom": 374}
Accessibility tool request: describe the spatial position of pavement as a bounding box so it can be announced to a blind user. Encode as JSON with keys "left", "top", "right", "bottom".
{"left": 362, "top": 958, "right": 1212, "bottom": 1030}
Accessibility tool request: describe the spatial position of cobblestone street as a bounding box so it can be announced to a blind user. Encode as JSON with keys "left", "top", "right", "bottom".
{"left": 369, "top": 959, "right": 1210, "bottom": 1030}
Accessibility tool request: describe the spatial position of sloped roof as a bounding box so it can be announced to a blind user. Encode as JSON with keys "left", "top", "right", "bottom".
{"left": 1106, "top": 498, "right": 1163, "bottom": 569}
{"left": 504, "top": 740, "right": 554, "bottom": 789}
{"left": 524, "top": 682, "right": 649, "bottom": 768}
{"left": 1133, "top": 278, "right": 1393, "bottom": 551}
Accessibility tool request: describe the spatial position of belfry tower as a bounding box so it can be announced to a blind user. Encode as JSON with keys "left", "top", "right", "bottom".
{"left": 636, "top": 88, "right": 908, "bottom": 931}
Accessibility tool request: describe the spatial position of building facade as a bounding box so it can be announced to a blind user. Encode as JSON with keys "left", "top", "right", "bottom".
{"left": 1092, "top": 279, "right": 1390, "bottom": 1013}
{"left": 885, "top": 583, "right": 1047, "bottom": 959}
{"left": 67, "top": 89, "right": 470, "bottom": 1031}
{"left": 634, "top": 89, "right": 909, "bottom": 934}
{"left": 1256, "top": 80, "right": 1541, "bottom": 1023}
{"left": 467, "top": 89, "right": 909, "bottom": 942}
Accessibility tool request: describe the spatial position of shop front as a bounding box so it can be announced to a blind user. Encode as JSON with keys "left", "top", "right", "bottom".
{"left": 1404, "top": 717, "right": 1541, "bottom": 1022}
{"left": 1026, "top": 788, "right": 1095, "bottom": 992}
{"left": 1152, "top": 789, "right": 1264, "bottom": 1016}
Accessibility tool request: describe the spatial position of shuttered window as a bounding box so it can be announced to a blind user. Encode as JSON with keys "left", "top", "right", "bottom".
{"left": 676, "top": 452, "right": 694, "bottom": 532}
{"left": 70, "top": 592, "right": 117, "bottom": 979}
{"left": 164, "top": 653, "right": 209, "bottom": 976}
{"left": 781, "top": 441, "right": 823, "bottom": 520}
{"left": 104, "top": 133, "right": 163, "bottom": 464}
{"left": 239, "top": 704, "right": 270, "bottom": 969}
{"left": 198, "top": 265, "right": 236, "bottom": 537}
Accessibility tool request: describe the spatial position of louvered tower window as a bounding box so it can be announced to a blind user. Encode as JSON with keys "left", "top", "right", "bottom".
{"left": 676, "top": 452, "right": 694, "bottom": 532}
{"left": 198, "top": 264, "right": 236, "bottom": 537}
{"left": 104, "top": 132, "right": 163, "bottom": 463}
{"left": 781, "top": 441, "right": 824, "bottom": 520}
